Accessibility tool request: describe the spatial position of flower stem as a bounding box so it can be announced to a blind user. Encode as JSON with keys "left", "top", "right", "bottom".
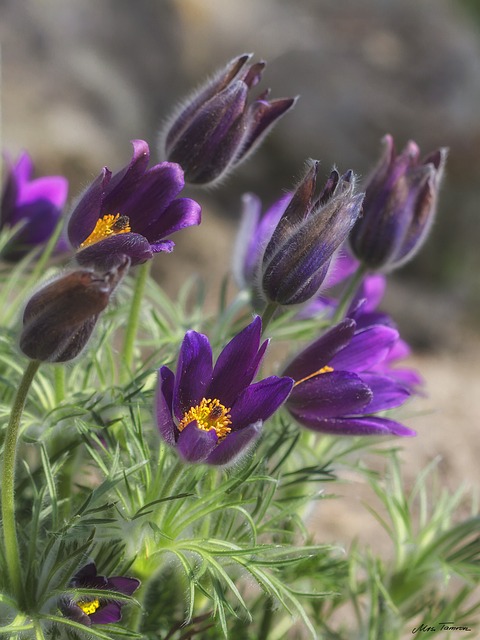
{"left": 332, "top": 263, "right": 368, "bottom": 323}
{"left": 1, "top": 359, "right": 41, "bottom": 606}
{"left": 261, "top": 302, "right": 279, "bottom": 333}
{"left": 53, "top": 366, "right": 65, "bottom": 404}
{"left": 122, "top": 261, "right": 151, "bottom": 377}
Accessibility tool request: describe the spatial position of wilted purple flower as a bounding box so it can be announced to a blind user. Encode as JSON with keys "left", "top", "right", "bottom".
{"left": 156, "top": 316, "right": 294, "bottom": 465}
{"left": 160, "top": 53, "right": 296, "bottom": 185}
{"left": 282, "top": 318, "right": 415, "bottom": 436}
{"left": 0, "top": 151, "right": 68, "bottom": 260}
{"left": 350, "top": 134, "right": 447, "bottom": 270}
{"left": 261, "top": 164, "right": 364, "bottom": 305}
{"left": 20, "top": 257, "right": 129, "bottom": 362}
{"left": 59, "top": 562, "right": 140, "bottom": 626}
{"left": 68, "top": 140, "right": 201, "bottom": 270}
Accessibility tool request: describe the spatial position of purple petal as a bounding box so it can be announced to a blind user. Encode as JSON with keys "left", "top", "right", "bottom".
{"left": 238, "top": 97, "right": 296, "bottom": 160}
{"left": 74, "top": 232, "right": 153, "bottom": 269}
{"left": 177, "top": 422, "right": 218, "bottom": 463}
{"left": 155, "top": 367, "right": 177, "bottom": 445}
{"left": 150, "top": 239, "right": 175, "bottom": 253}
{"left": 287, "top": 371, "right": 372, "bottom": 419}
{"left": 107, "top": 576, "right": 140, "bottom": 596}
{"left": 12, "top": 151, "right": 33, "bottom": 184}
{"left": 73, "top": 562, "right": 99, "bottom": 584}
{"left": 90, "top": 602, "right": 122, "bottom": 624}
{"left": 68, "top": 167, "right": 112, "bottom": 247}
{"left": 173, "top": 331, "right": 213, "bottom": 420}
{"left": 206, "top": 421, "right": 263, "bottom": 465}
{"left": 329, "top": 325, "right": 399, "bottom": 373}
{"left": 322, "top": 248, "right": 359, "bottom": 289}
{"left": 291, "top": 415, "right": 416, "bottom": 436}
{"left": 229, "top": 376, "right": 294, "bottom": 432}
{"left": 59, "top": 599, "right": 91, "bottom": 625}
{"left": 283, "top": 319, "right": 356, "bottom": 381}
{"left": 101, "top": 140, "right": 150, "bottom": 215}
{"left": 18, "top": 175, "right": 68, "bottom": 208}
{"left": 141, "top": 196, "right": 201, "bottom": 242}
{"left": 232, "top": 192, "right": 263, "bottom": 289}
{"left": 360, "top": 373, "right": 411, "bottom": 412}
{"left": 208, "top": 316, "right": 263, "bottom": 406}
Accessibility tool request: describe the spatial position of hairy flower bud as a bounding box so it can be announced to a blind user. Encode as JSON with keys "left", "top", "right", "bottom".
{"left": 160, "top": 53, "right": 296, "bottom": 185}
{"left": 20, "top": 257, "right": 129, "bottom": 362}
{"left": 350, "top": 134, "right": 447, "bottom": 270}
{"left": 261, "top": 164, "right": 364, "bottom": 305}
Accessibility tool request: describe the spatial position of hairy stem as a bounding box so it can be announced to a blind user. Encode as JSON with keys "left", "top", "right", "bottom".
{"left": 122, "top": 261, "right": 151, "bottom": 377}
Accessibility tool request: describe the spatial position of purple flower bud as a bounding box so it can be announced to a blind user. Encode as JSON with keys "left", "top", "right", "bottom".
{"left": 261, "top": 164, "right": 364, "bottom": 305}
{"left": 0, "top": 151, "right": 69, "bottom": 261}
{"left": 160, "top": 54, "right": 296, "bottom": 185}
{"left": 350, "top": 134, "right": 448, "bottom": 270}
{"left": 19, "top": 257, "right": 129, "bottom": 362}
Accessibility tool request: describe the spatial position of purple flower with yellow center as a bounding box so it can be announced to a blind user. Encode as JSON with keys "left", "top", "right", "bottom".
{"left": 156, "top": 316, "right": 294, "bottom": 465}
{"left": 1, "top": 151, "right": 68, "bottom": 261}
{"left": 59, "top": 562, "right": 140, "bottom": 626}
{"left": 261, "top": 163, "right": 364, "bottom": 305}
{"left": 350, "top": 134, "right": 447, "bottom": 270}
{"left": 160, "top": 53, "right": 296, "bottom": 185}
{"left": 68, "top": 140, "right": 201, "bottom": 269}
{"left": 282, "top": 318, "right": 415, "bottom": 436}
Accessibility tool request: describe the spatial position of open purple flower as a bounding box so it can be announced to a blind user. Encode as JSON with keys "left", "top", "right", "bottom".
{"left": 1, "top": 151, "right": 68, "bottom": 260}
{"left": 350, "top": 134, "right": 447, "bottom": 270}
{"left": 282, "top": 318, "right": 415, "bottom": 436}
{"left": 68, "top": 140, "right": 201, "bottom": 269}
{"left": 160, "top": 54, "right": 296, "bottom": 185}
{"left": 156, "top": 316, "right": 294, "bottom": 465}
{"left": 59, "top": 562, "right": 140, "bottom": 626}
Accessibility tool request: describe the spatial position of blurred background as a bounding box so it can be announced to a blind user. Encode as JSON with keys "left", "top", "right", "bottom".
{"left": 1, "top": 0, "right": 479, "bottom": 547}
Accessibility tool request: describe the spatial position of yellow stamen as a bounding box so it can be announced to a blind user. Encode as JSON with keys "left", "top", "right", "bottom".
{"left": 80, "top": 214, "right": 131, "bottom": 248}
{"left": 77, "top": 598, "right": 101, "bottom": 615}
{"left": 293, "top": 365, "right": 334, "bottom": 387}
{"left": 178, "top": 398, "right": 232, "bottom": 440}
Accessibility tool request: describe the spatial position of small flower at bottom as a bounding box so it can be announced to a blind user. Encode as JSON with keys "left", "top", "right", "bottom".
{"left": 59, "top": 562, "right": 140, "bottom": 626}
{"left": 67, "top": 139, "right": 201, "bottom": 269}
{"left": 1, "top": 151, "right": 69, "bottom": 261}
{"left": 282, "top": 318, "right": 415, "bottom": 436}
{"left": 155, "top": 316, "right": 294, "bottom": 465}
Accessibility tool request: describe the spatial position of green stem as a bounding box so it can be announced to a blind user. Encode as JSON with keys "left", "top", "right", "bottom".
{"left": 53, "top": 366, "right": 65, "bottom": 404}
{"left": 332, "top": 263, "right": 368, "bottom": 323}
{"left": 1, "top": 359, "right": 41, "bottom": 606}
{"left": 261, "top": 302, "right": 279, "bottom": 334}
{"left": 121, "top": 261, "right": 151, "bottom": 377}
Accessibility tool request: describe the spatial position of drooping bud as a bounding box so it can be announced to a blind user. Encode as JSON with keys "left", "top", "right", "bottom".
{"left": 159, "top": 54, "right": 296, "bottom": 185}
{"left": 260, "top": 164, "right": 364, "bottom": 305}
{"left": 20, "top": 257, "right": 129, "bottom": 362}
{"left": 350, "top": 135, "right": 447, "bottom": 270}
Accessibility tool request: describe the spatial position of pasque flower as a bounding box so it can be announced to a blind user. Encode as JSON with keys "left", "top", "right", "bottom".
{"left": 282, "top": 318, "right": 415, "bottom": 436}
{"left": 20, "top": 257, "right": 129, "bottom": 362}
{"left": 59, "top": 562, "right": 140, "bottom": 626}
{"left": 350, "top": 134, "right": 447, "bottom": 270}
{"left": 156, "top": 316, "right": 294, "bottom": 465}
{"left": 261, "top": 163, "right": 364, "bottom": 305}
{"left": 0, "top": 151, "right": 68, "bottom": 260}
{"left": 160, "top": 53, "right": 296, "bottom": 185}
{"left": 68, "top": 140, "right": 201, "bottom": 269}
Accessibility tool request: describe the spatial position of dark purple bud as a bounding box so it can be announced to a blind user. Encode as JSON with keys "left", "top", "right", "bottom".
{"left": 261, "top": 164, "right": 364, "bottom": 305}
{"left": 160, "top": 54, "right": 296, "bottom": 185}
{"left": 19, "top": 257, "right": 129, "bottom": 362}
{"left": 350, "top": 134, "right": 448, "bottom": 270}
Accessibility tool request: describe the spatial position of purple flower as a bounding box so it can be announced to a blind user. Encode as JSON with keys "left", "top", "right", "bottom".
{"left": 261, "top": 164, "right": 364, "bottom": 305}
{"left": 59, "top": 562, "right": 140, "bottom": 626}
{"left": 350, "top": 134, "right": 447, "bottom": 270}
{"left": 0, "top": 151, "right": 68, "bottom": 260}
{"left": 155, "top": 316, "right": 294, "bottom": 465}
{"left": 282, "top": 318, "right": 415, "bottom": 436}
{"left": 68, "top": 140, "right": 201, "bottom": 270}
{"left": 160, "top": 54, "right": 296, "bottom": 185}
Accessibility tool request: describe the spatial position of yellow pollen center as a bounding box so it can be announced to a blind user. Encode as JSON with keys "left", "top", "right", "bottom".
{"left": 77, "top": 598, "right": 101, "bottom": 615}
{"left": 178, "top": 398, "right": 232, "bottom": 439}
{"left": 293, "top": 365, "right": 334, "bottom": 387}
{"left": 80, "top": 214, "right": 131, "bottom": 248}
